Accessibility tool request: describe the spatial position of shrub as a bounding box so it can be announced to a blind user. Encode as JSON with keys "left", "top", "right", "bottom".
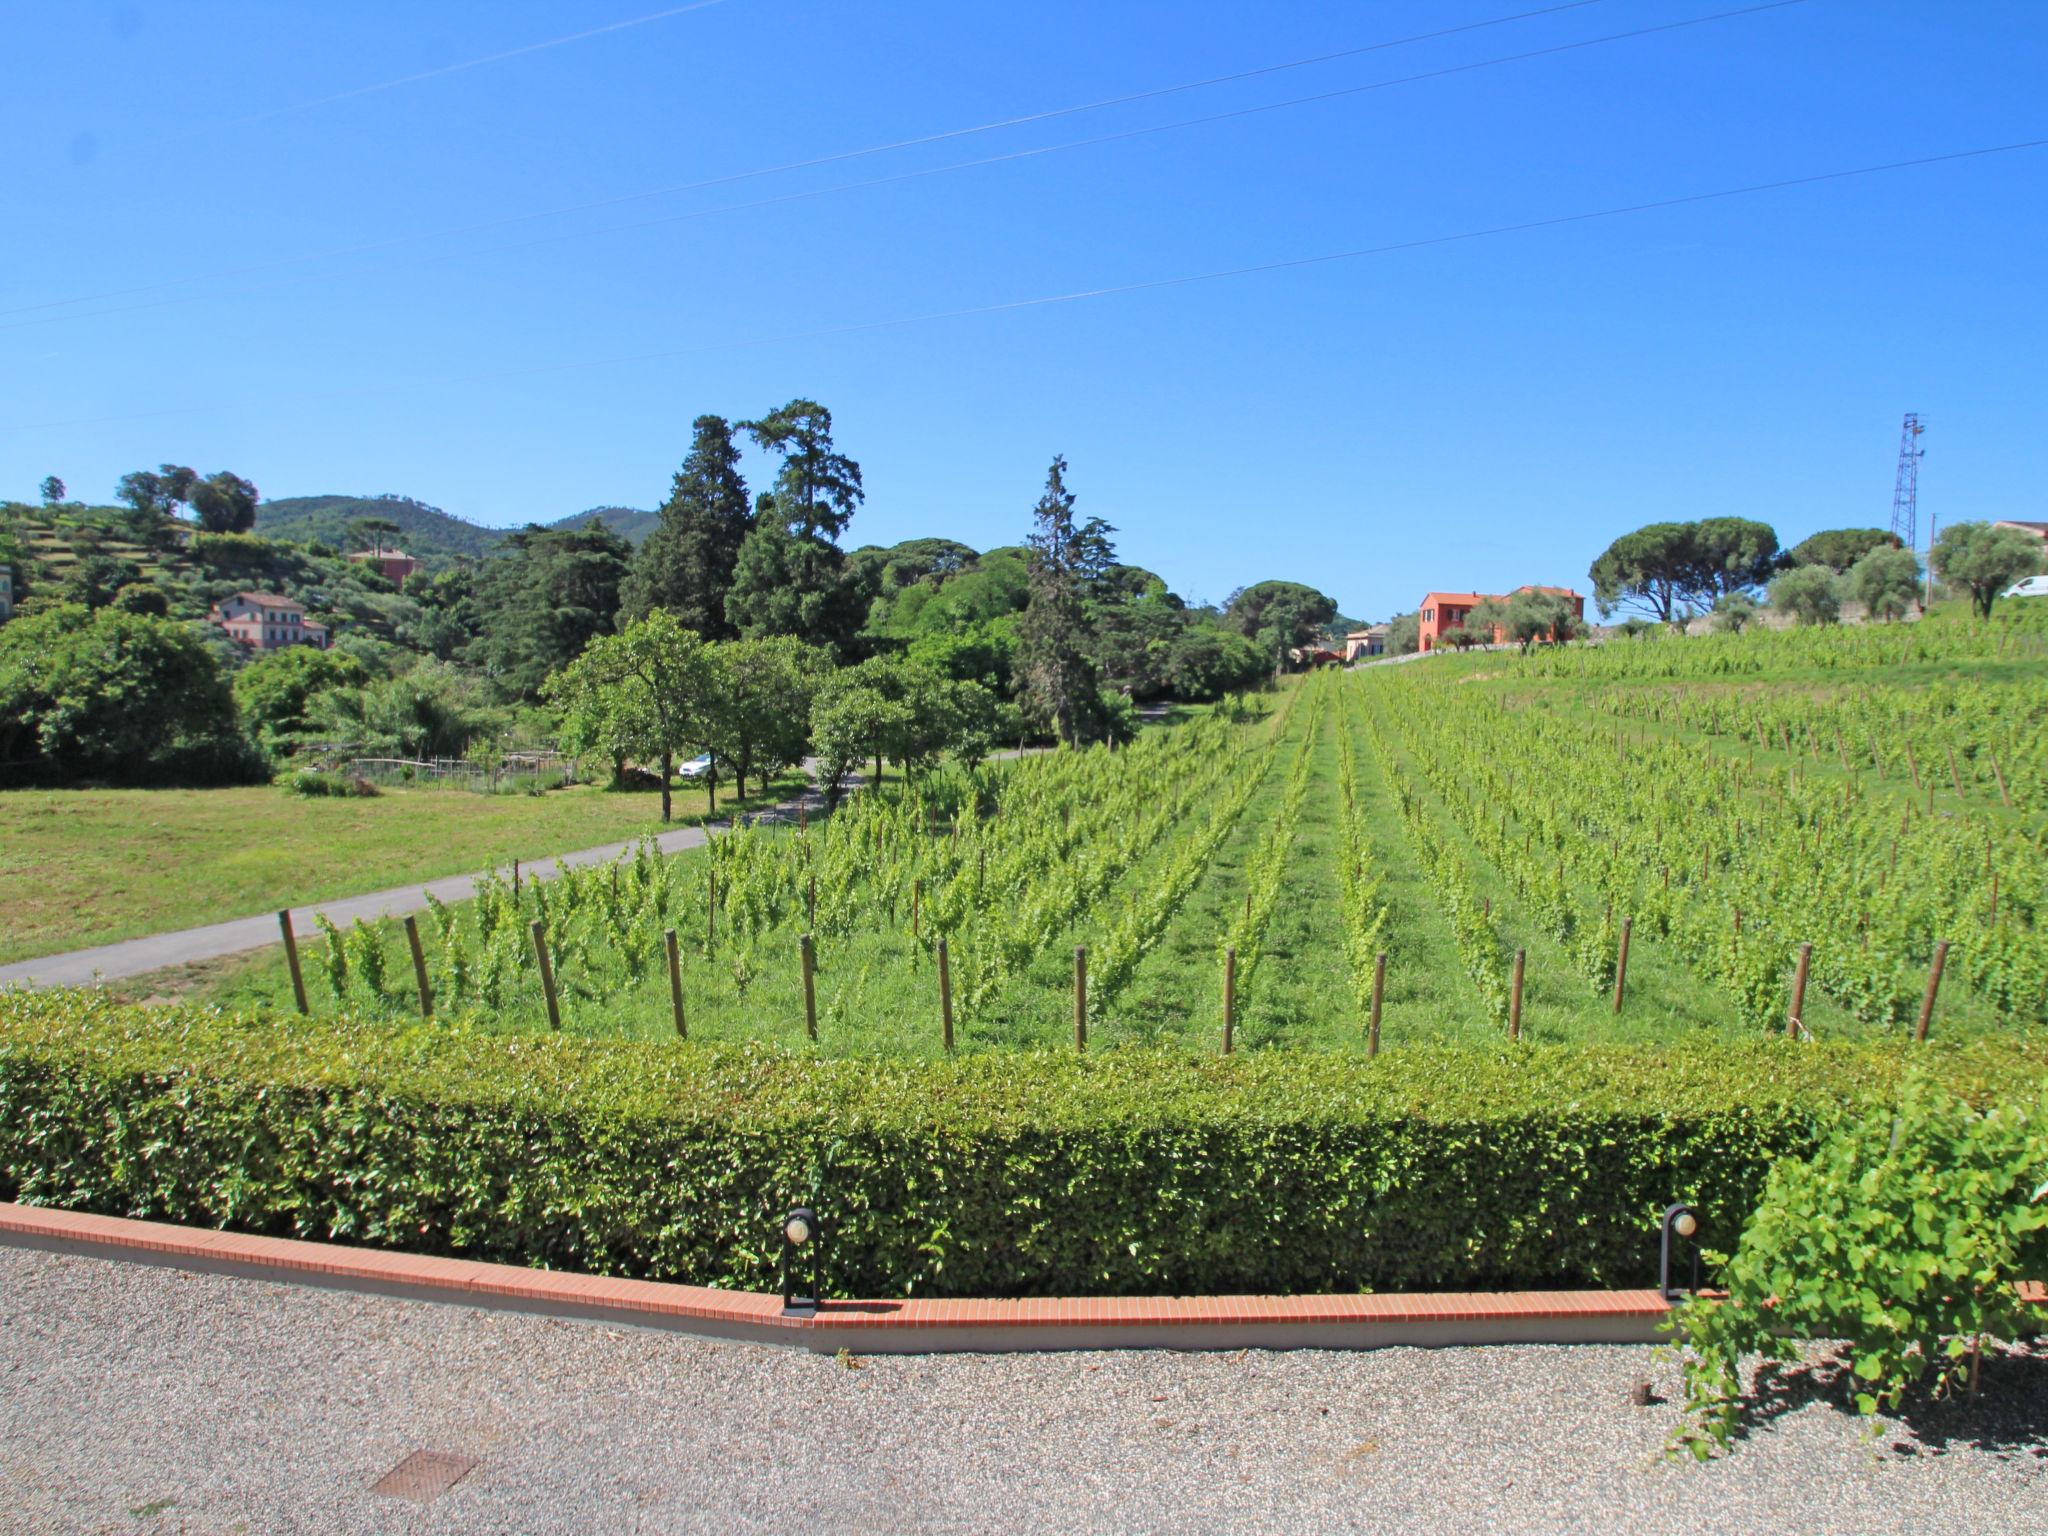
{"left": 288, "top": 769, "right": 377, "bottom": 798}
{"left": 0, "top": 992, "right": 2038, "bottom": 1300}
{"left": 1666, "top": 1077, "right": 2048, "bottom": 1456}
{"left": 1767, "top": 564, "right": 1842, "bottom": 627}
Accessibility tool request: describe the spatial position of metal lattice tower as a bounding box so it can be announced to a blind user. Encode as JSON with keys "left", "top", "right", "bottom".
{"left": 1889, "top": 412, "right": 1925, "bottom": 550}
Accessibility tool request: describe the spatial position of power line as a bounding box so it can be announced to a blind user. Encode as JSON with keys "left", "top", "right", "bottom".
{"left": 5, "top": 0, "right": 1805, "bottom": 333}
{"left": 9, "top": 136, "right": 2038, "bottom": 437}
{"left": 198, "top": 0, "right": 735, "bottom": 131}
{"left": 2, "top": 0, "right": 1616, "bottom": 319}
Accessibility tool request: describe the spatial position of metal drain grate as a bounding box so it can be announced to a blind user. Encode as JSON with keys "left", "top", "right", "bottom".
{"left": 371, "top": 1449, "right": 478, "bottom": 1503}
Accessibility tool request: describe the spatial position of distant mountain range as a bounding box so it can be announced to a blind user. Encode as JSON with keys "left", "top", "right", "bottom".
{"left": 253, "top": 495, "right": 657, "bottom": 563}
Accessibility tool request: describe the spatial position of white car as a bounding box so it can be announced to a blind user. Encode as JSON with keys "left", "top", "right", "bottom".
{"left": 677, "top": 754, "right": 716, "bottom": 780}
{"left": 2000, "top": 574, "right": 2048, "bottom": 599}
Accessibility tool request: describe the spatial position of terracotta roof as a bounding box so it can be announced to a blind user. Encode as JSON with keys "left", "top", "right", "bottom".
{"left": 1995, "top": 520, "right": 2048, "bottom": 533}
{"left": 228, "top": 591, "right": 306, "bottom": 611}
{"left": 1421, "top": 592, "right": 1488, "bottom": 605}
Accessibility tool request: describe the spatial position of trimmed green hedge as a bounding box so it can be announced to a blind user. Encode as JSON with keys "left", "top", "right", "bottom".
{"left": 2, "top": 992, "right": 2040, "bottom": 1297}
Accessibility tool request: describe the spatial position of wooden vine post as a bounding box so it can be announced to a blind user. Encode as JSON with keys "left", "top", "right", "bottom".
{"left": 531, "top": 921, "right": 561, "bottom": 1031}
{"left": 706, "top": 870, "right": 717, "bottom": 950}
{"left": 1508, "top": 949, "right": 1525, "bottom": 1041}
{"left": 1915, "top": 941, "right": 1950, "bottom": 1042}
{"left": 1612, "top": 917, "right": 1632, "bottom": 1013}
{"left": 1221, "top": 946, "right": 1236, "bottom": 1056}
{"left": 403, "top": 915, "right": 433, "bottom": 1019}
{"left": 1786, "top": 942, "right": 1812, "bottom": 1039}
{"left": 937, "top": 936, "right": 954, "bottom": 1052}
{"left": 277, "top": 910, "right": 309, "bottom": 1016}
{"left": 912, "top": 877, "right": 922, "bottom": 941}
{"left": 665, "top": 928, "right": 686, "bottom": 1038}
{"left": 1988, "top": 749, "right": 2011, "bottom": 808}
{"left": 1945, "top": 745, "right": 1965, "bottom": 799}
{"left": 1368, "top": 952, "right": 1386, "bottom": 1058}
{"left": 1073, "top": 946, "right": 1088, "bottom": 1052}
{"left": 801, "top": 934, "right": 818, "bottom": 1041}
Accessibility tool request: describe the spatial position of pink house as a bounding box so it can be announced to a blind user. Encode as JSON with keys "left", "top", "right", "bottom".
{"left": 210, "top": 592, "right": 329, "bottom": 651}
{"left": 349, "top": 548, "right": 421, "bottom": 585}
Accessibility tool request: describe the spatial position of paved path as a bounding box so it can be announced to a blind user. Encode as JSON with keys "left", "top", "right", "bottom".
{"left": 0, "top": 779, "right": 839, "bottom": 991}
{"left": 3, "top": 1246, "right": 2044, "bottom": 1535}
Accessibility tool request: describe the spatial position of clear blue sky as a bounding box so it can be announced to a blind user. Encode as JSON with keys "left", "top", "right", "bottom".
{"left": 5, "top": 0, "right": 2043, "bottom": 619}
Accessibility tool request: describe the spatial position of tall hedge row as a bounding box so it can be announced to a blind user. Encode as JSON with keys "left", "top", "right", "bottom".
{"left": 2, "top": 994, "right": 2037, "bottom": 1297}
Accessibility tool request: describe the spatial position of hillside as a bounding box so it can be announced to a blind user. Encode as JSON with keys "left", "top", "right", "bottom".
{"left": 546, "top": 505, "right": 659, "bottom": 545}
{"left": 253, "top": 495, "right": 503, "bottom": 563}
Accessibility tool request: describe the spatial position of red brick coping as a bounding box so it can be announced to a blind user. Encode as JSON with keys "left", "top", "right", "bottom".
{"left": 0, "top": 1201, "right": 1677, "bottom": 1353}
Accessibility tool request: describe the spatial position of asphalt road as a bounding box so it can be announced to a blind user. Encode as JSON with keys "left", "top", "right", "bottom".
{"left": 3, "top": 1247, "right": 2043, "bottom": 1536}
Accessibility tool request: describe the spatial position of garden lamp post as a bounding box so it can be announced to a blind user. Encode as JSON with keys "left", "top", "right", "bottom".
{"left": 782, "top": 1206, "right": 821, "bottom": 1314}
{"left": 1659, "top": 1203, "right": 1701, "bottom": 1302}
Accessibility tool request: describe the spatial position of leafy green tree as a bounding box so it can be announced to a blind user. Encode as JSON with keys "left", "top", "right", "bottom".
{"left": 0, "top": 605, "right": 244, "bottom": 783}
{"left": 189, "top": 470, "right": 259, "bottom": 534}
{"left": 724, "top": 521, "right": 866, "bottom": 655}
{"left": 114, "top": 464, "right": 195, "bottom": 544}
{"left": 1501, "top": 588, "right": 1582, "bottom": 652}
{"left": 109, "top": 583, "right": 169, "bottom": 617}
{"left": 468, "top": 524, "right": 632, "bottom": 699}
{"left": 1711, "top": 592, "right": 1758, "bottom": 633}
{"left": 233, "top": 646, "right": 371, "bottom": 746}
{"left": 1222, "top": 580, "right": 1339, "bottom": 659}
{"left": 1932, "top": 521, "right": 2044, "bottom": 619}
{"left": 1844, "top": 544, "right": 1922, "bottom": 622}
{"left": 621, "top": 414, "right": 755, "bottom": 637}
{"left": 810, "top": 666, "right": 908, "bottom": 807}
{"left": 543, "top": 611, "right": 717, "bottom": 822}
{"left": 1160, "top": 623, "right": 1266, "bottom": 700}
{"left": 704, "top": 635, "right": 821, "bottom": 798}
{"left": 1384, "top": 611, "right": 1420, "bottom": 655}
{"left": 741, "top": 398, "right": 864, "bottom": 542}
{"left": 1788, "top": 527, "right": 1899, "bottom": 574}
{"left": 309, "top": 660, "right": 494, "bottom": 763}
{"left": 1017, "top": 456, "right": 1103, "bottom": 745}
{"left": 38, "top": 476, "right": 64, "bottom": 505}
{"left": 1766, "top": 563, "right": 1841, "bottom": 626}
{"left": 61, "top": 553, "right": 139, "bottom": 611}
{"left": 1589, "top": 522, "right": 1708, "bottom": 622}
{"left": 1692, "top": 517, "right": 1782, "bottom": 599}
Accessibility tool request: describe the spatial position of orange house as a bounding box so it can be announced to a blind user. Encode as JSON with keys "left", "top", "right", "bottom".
{"left": 1418, "top": 586, "right": 1585, "bottom": 652}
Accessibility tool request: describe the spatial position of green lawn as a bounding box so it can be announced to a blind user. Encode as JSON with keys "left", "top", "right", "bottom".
{"left": 0, "top": 775, "right": 804, "bottom": 964}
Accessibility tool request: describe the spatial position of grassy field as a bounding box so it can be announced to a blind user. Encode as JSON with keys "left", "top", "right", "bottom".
{"left": 170, "top": 612, "right": 2047, "bottom": 1053}
{"left": 0, "top": 774, "right": 805, "bottom": 964}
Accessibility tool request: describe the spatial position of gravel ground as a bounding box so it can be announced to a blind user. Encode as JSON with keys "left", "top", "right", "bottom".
{"left": 1, "top": 1248, "right": 2043, "bottom": 1535}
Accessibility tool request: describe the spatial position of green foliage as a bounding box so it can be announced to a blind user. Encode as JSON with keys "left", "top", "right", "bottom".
{"left": 1668, "top": 1077, "right": 2048, "bottom": 1456}
{"left": 1711, "top": 592, "right": 1758, "bottom": 633}
{"left": 189, "top": 471, "right": 259, "bottom": 534}
{"left": 1845, "top": 544, "right": 1922, "bottom": 622}
{"left": 1384, "top": 611, "right": 1420, "bottom": 655}
{"left": 1591, "top": 519, "right": 1780, "bottom": 623}
{"left": 1790, "top": 527, "right": 1900, "bottom": 574}
{"left": 742, "top": 399, "right": 864, "bottom": 544}
{"left": 289, "top": 769, "right": 378, "bottom": 798}
{"left": 234, "top": 646, "right": 372, "bottom": 746}
{"left": 467, "top": 524, "right": 633, "bottom": 699}
{"left": 724, "top": 522, "right": 866, "bottom": 656}
{"left": 1223, "top": 580, "right": 1339, "bottom": 656}
{"left": 7, "top": 990, "right": 2033, "bottom": 1297}
{"left": 1766, "top": 563, "right": 1841, "bottom": 626}
{"left": 544, "top": 610, "right": 718, "bottom": 820}
{"left": 1018, "top": 456, "right": 1105, "bottom": 744}
{"left": 1932, "top": 521, "right": 2046, "bottom": 620}
{"left": 620, "top": 415, "right": 754, "bottom": 637}
{"left": 0, "top": 604, "right": 256, "bottom": 785}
